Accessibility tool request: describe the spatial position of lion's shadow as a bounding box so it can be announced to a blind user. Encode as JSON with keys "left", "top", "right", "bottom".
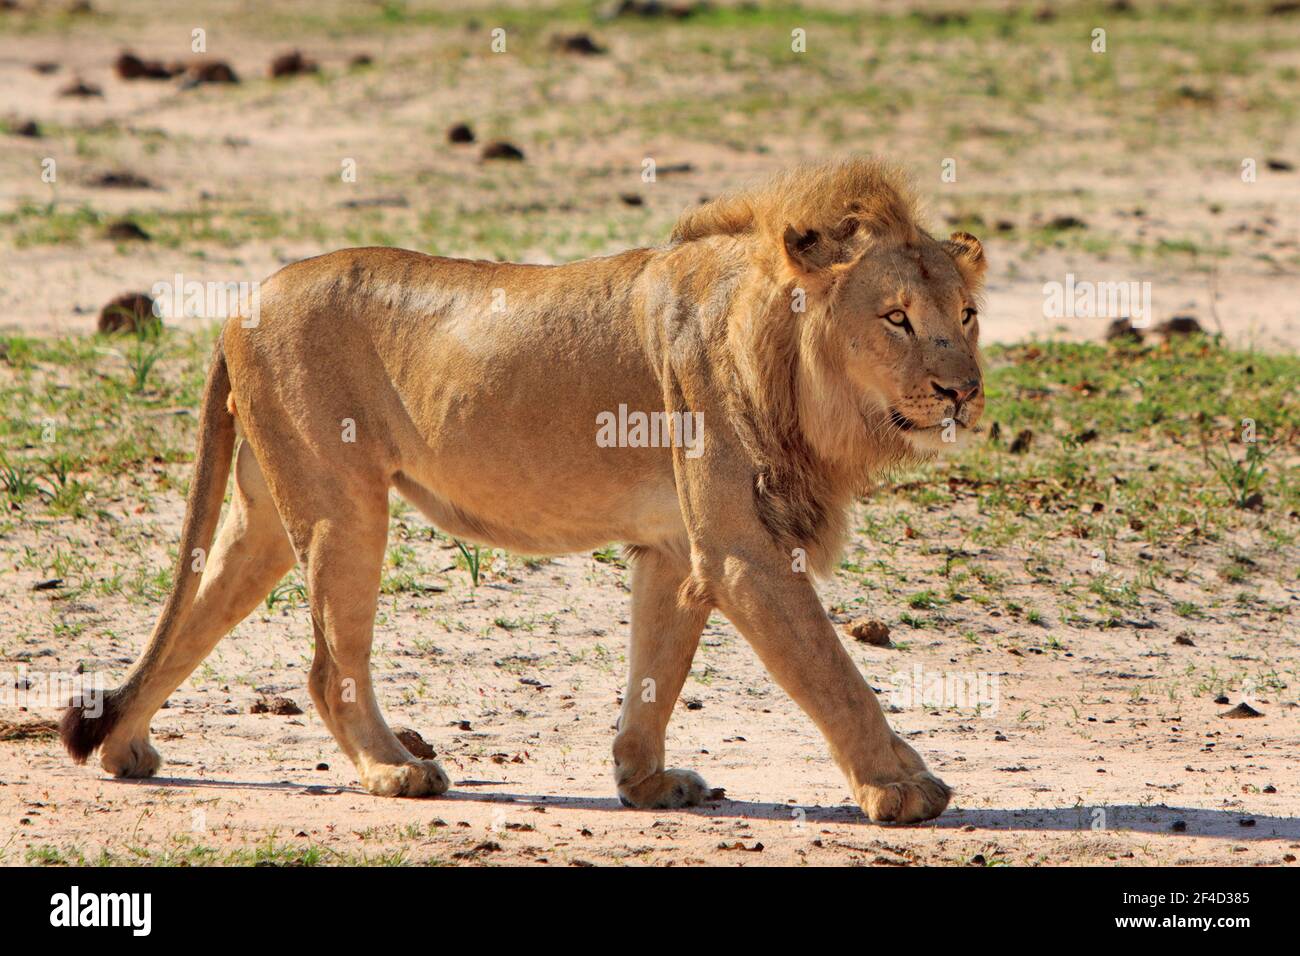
{"left": 448, "top": 790, "right": 1300, "bottom": 840}
{"left": 106, "top": 777, "right": 1298, "bottom": 840}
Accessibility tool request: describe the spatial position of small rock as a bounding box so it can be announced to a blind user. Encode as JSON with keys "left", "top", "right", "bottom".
{"left": 115, "top": 51, "right": 178, "bottom": 80}
{"left": 32, "top": 578, "right": 63, "bottom": 591}
{"left": 59, "top": 77, "right": 102, "bottom": 98}
{"left": 1174, "top": 635, "right": 1195, "bottom": 647}
{"left": 104, "top": 219, "right": 150, "bottom": 241}
{"left": 551, "top": 32, "right": 606, "bottom": 55}
{"left": 1152, "top": 315, "right": 1203, "bottom": 338}
{"left": 846, "top": 618, "right": 891, "bottom": 646}
{"left": 601, "top": 0, "right": 705, "bottom": 19}
{"left": 1174, "top": 84, "right": 1215, "bottom": 104}
{"left": 269, "top": 50, "right": 318, "bottom": 78}
{"left": 187, "top": 60, "right": 239, "bottom": 85}
{"left": 89, "top": 170, "right": 155, "bottom": 189}
{"left": 1104, "top": 317, "right": 1143, "bottom": 343}
{"left": 1265, "top": 158, "right": 1294, "bottom": 171}
{"left": 393, "top": 726, "right": 436, "bottom": 759}
{"left": 97, "top": 292, "right": 159, "bottom": 334}
{"left": 447, "top": 122, "right": 475, "bottom": 143}
{"left": 1219, "top": 702, "right": 1263, "bottom": 719}
{"left": 349, "top": 53, "right": 374, "bottom": 68}
{"left": 1046, "top": 214, "right": 1086, "bottom": 230}
{"left": 11, "top": 119, "right": 41, "bottom": 137}
{"left": 338, "top": 195, "right": 408, "bottom": 209}
{"left": 452, "top": 840, "right": 501, "bottom": 859}
{"left": 481, "top": 141, "right": 524, "bottom": 161}
{"left": 619, "top": 193, "right": 644, "bottom": 206}
{"left": 656, "top": 161, "right": 695, "bottom": 176}
{"left": 315, "top": 762, "right": 329, "bottom": 771}
{"left": 250, "top": 695, "right": 303, "bottom": 716}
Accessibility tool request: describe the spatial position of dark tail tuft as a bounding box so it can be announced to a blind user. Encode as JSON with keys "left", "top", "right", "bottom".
{"left": 59, "top": 691, "right": 122, "bottom": 764}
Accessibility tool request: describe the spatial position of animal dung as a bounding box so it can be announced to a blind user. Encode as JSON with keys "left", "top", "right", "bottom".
{"left": 269, "top": 50, "right": 318, "bottom": 78}
{"left": 481, "top": 141, "right": 525, "bottom": 162}
{"left": 846, "top": 618, "right": 892, "bottom": 646}
{"left": 447, "top": 122, "right": 476, "bottom": 144}
{"left": 97, "top": 292, "right": 159, "bottom": 334}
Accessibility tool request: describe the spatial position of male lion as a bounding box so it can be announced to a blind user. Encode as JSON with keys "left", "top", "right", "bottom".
{"left": 62, "top": 157, "right": 986, "bottom": 823}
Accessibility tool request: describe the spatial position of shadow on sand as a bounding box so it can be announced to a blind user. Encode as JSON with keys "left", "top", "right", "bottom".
{"left": 110, "top": 776, "right": 1297, "bottom": 840}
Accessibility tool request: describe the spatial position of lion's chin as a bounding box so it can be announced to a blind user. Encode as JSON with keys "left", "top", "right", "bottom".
{"left": 902, "top": 423, "right": 977, "bottom": 455}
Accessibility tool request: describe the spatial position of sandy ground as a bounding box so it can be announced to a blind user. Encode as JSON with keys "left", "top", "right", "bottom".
{"left": 3, "top": 487, "right": 1298, "bottom": 867}
{"left": 1, "top": 1, "right": 1298, "bottom": 866}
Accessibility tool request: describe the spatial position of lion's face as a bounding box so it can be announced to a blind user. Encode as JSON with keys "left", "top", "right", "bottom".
{"left": 828, "top": 232, "right": 986, "bottom": 456}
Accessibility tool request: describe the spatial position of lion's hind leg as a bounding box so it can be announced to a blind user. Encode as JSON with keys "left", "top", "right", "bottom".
{"left": 94, "top": 440, "right": 297, "bottom": 777}
{"left": 279, "top": 480, "right": 449, "bottom": 798}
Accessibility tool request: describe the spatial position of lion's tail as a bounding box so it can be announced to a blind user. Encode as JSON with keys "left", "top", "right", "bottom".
{"left": 61, "top": 338, "right": 236, "bottom": 763}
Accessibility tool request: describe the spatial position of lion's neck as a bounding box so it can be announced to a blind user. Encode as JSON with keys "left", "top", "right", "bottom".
{"left": 721, "top": 285, "right": 905, "bottom": 575}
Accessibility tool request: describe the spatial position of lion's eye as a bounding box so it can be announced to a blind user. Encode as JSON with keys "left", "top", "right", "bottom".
{"left": 881, "top": 309, "right": 912, "bottom": 333}
{"left": 962, "top": 307, "right": 977, "bottom": 325}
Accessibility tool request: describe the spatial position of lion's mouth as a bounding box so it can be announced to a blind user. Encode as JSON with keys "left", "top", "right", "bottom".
{"left": 889, "top": 409, "right": 917, "bottom": 432}
{"left": 889, "top": 409, "right": 980, "bottom": 435}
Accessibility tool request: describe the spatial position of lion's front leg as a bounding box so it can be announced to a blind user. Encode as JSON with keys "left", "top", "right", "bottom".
{"left": 662, "top": 355, "right": 949, "bottom": 822}
{"left": 705, "top": 552, "right": 951, "bottom": 824}
{"left": 612, "top": 546, "right": 718, "bottom": 809}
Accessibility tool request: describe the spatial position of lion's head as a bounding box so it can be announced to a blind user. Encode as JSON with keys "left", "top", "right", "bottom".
{"left": 782, "top": 218, "right": 987, "bottom": 458}
{"left": 674, "top": 157, "right": 986, "bottom": 467}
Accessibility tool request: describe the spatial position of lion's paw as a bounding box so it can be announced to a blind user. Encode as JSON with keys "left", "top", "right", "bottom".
{"left": 361, "top": 758, "right": 450, "bottom": 798}
{"left": 618, "top": 768, "right": 722, "bottom": 809}
{"left": 857, "top": 770, "right": 952, "bottom": 824}
{"left": 101, "top": 736, "right": 162, "bottom": 778}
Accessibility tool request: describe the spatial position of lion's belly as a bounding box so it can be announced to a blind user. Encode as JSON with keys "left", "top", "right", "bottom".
{"left": 379, "top": 287, "right": 688, "bottom": 555}
{"left": 392, "top": 455, "right": 685, "bottom": 555}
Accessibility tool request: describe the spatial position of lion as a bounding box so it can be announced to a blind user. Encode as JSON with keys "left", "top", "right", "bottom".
{"left": 62, "top": 157, "right": 986, "bottom": 823}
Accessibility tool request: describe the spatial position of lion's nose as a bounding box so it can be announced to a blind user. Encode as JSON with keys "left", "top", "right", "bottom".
{"left": 931, "top": 379, "right": 981, "bottom": 411}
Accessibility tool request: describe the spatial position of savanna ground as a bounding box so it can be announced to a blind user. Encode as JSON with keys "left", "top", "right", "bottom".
{"left": 0, "top": 0, "right": 1297, "bottom": 866}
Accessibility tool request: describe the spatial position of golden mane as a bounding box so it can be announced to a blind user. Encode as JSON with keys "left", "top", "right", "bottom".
{"left": 672, "top": 159, "right": 932, "bottom": 576}
{"left": 670, "top": 156, "right": 921, "bottom": 247}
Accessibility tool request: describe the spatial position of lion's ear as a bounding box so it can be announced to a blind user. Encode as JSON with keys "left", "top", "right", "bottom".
{"left": 782, "top": 218, "right": 861, "bottom": 274}
{"left": 943, "top": 231, "right": 987, "bottom": 284}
